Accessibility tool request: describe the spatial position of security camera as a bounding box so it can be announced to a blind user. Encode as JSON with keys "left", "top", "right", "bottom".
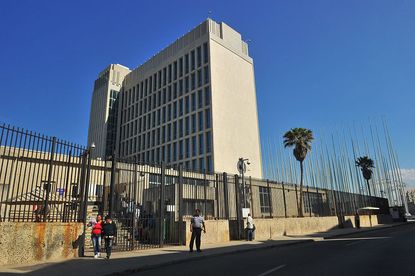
{"left": 247, "top": 161, "right": 251, "bottom": 165}
{"left": 90, "top": 142, "right": 96, "bottom": 149}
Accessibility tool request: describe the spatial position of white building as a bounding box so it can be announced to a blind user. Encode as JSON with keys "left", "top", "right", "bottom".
{"left": 88, "top": 19, "right": 262, "bottom": 178}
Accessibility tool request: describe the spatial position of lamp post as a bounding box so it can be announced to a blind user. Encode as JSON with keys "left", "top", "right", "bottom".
{"left": 237, "top": 158, "right": 250, "bottom": 208}
{"left": 80, "top": 142, "right": 95, "bottom": 257}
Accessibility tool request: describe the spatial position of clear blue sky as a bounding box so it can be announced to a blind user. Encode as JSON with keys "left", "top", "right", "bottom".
{"left": 0, "top": 1, "right": 414, "bottom": 178}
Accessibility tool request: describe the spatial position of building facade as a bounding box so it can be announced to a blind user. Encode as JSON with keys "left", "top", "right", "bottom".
{"left": 88, "top": 64, "right": 131, "bottom": 159}
{"left": 88, "top": 19, "right": 262, "bottom": 178}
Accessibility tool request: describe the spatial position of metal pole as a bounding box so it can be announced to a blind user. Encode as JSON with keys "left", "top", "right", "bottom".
{"left": 159, "top": 162, "right": 166, "bottom": 247}
{"left": 109, "top": 150, "right": 117, "bottom": 217}
{"left": 295, "top": 184, "right": 299, "bottom": 217}
{"left": 80, "top": 147, "right": 93, "bottom": 257}
{"left": 203, "top": 169, "right": 207, "bottom": 216}
{"left": 282, "top": 181, "right": 287, "bottom": 218}
{"left": 223, "top": 172, "right": 229, "bottom": 219}
{"left": 234, "top": 174, "right": 242, "bottom": 239}
{"left": 266, "top": 180, "right": 273, "bottom": 218}
{"left": 178, "top": 165, "right": 184, "bottom": 245}
{"left": 43, "top": 136, "right": 56, "bottom": 222}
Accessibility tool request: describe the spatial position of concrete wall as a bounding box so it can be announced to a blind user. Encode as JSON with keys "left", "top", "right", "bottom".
{"left": 252, "top": 217, "right": 340, "bottom": 240}
{"left": 0, "top": 222, "right": 82, "bottom": 266}
{"left": 185, "top": 219, "right": 229, "bottom": 245}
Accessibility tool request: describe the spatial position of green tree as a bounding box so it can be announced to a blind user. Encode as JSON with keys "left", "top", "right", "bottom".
{"left": 355, "top": 156, "right": 375, "bottom": 197}
{"left": 283, "top": 128, "right": 314, "bottom": 217}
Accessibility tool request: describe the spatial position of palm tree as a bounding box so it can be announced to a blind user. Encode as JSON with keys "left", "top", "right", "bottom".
{"left": 355, "top": 156, "right": 375, "bottom": 198}
{"left": 283, "top": 128, "right": 314, "bottom": 217}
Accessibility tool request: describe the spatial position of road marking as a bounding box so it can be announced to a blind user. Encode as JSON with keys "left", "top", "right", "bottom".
{"left": 257, "top": 264, "right": 287, "bottom": 276}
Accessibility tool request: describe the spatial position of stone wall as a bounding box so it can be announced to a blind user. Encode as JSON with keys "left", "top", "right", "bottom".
{"left": 0, "top": 222, "right": 83, "bottom": 266}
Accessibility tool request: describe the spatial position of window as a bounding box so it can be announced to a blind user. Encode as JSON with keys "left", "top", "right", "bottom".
{"left": 185, "top": 77, "right": 189, "bottom": 93}
{"left": 197, "top": 69, "right": 202, "bottom": 87}
{"left": 198, "top": 90, "right": 203, "bottom": 108}
{"left": 173, "top": 61, "right": 177, "bottom": 80}
{"left": 179, "top": 119, "right": 183, "bottom": 137}
{"left": 198, "top": 111, "right": 203, "bottom": 131}
{"left": 206, "top": 132, "right": 211, "bottom": 153}
{"left": 173, "top": 121, "right": 177, "bottom": 139}
{"left": 199, "top": 133, "right": 204, "bottom": 154}
{"left": 179, "top": 140, "right": 184, "bottom": 159}
{"left": 205, "top": 109, "right": 211, "bottom": 129}
{"left": 204, "top": 66, "right": 209, "bottom": 84}
{"left": 207, "top": 156, "right": 212, "bottom": 173}
{"left": 191, "top": 114, "right": 197, "bottom": 133}
{"left": 191, "top": 73, "right": 196, "bottom": 90}
{"left": 197, "top": 46, "right": 202, "bottom": 68}
{"left": 199, "top": 158, "right": 205, "bottom": 172}
{"left": 185, "top": 96, "right": 190, "bottom": 113}
{"left": 191, "top": 93, "right": 196, "bottom": 111}
{"left": 173, "top": 142, "right": 177, "bottom": 161}
{"left": 259, "top": 186, "right": 271, "bottom": 213}
{"left": 185, "top": 138, "right": 190, "bottom": 158}
{"left": 204, "top": 86, "right": 210, "bottom": 106}
{"left": 168, "top": 64, "right": 172, "bottom": 83}
{"left": 185, "top": 116, "right": 190, "bottom": 135}
{"left": 185, "top": 54, "right": 189, "bottom": 74}
{"left": 179, "top": 57, "right": 183, "bottom": 77}
{"left": 191, "top": 50, "right": 195, "bottom": 71}
{"left": 203, "top": 43, "right": 209, "bottom": 63}
{"left": 173, "top": 101, "right": 177, "bottom": 118}
{"left": 163, "top": 67, "right": 167, "bottom": 86}
{"left": 179, "top": 98, "right": 183, "bottom": 116}
{"left": 192, "top": 136, "right": 197, "bottom": 156}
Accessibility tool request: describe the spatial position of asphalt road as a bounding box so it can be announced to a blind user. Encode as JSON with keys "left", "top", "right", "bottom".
{"left": 135, "top": 222, "right": 415, "bottom": 276}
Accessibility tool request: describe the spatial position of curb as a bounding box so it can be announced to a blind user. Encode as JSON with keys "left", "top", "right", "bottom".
{"left": 323, "top": 222, "right": 409, "bottom": 239}
{"left": 108, "top": 239, "right": 314, "bottom": 275}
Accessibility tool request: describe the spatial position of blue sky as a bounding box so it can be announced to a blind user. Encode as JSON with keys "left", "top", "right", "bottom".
{"left": 0, "top": 1, "right": 414, "bottom": 184}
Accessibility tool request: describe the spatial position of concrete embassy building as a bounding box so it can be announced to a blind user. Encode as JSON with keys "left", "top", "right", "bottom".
{"left": 88, "top": 19, "right": 262, "bottom": 178}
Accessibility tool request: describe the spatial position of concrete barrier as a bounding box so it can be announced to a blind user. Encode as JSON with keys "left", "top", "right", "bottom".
{"left": 0, "top": 222, "right": 83, "bottom": 266}
{"left": 344, "top": 215, "right": 379, "bottom": 228}
{"left": 184, "top": 220, "right": 229, "bottom": 246}
{"left": 252, "top": 216, "right": 340, "bottom": 240}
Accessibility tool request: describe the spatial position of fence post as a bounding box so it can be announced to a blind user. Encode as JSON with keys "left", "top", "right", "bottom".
{"left": 215, "top": 174, "right": 219, "bottom": 219}
{"left": 203, "top": 170, "right": 207, "bottom": 217}
{"left": 43, "top": 136, "right": 56, "bottom": 222}
{"left": 131, "top": 161, "right": 138, "bottom": 250}
{"left": 266, "top": 180, "right": 273, "bottom": 218}
{"left": 307, "top": 186, "right": 312, "bottom": 217}
{"left": 223, "top": 172, "right": 229, "bottom": 219}
{"left": 249, "top": 176, "right": 254, "bottom": 218}
{"left": 109, "top": 150, "right": 117, "bottom": 217}
{"left": 234, "top": 174, "right": 242, "bottom": 240}
{"left": 80, "top": 147, "right": 93, "bottom": 257}
{"left": 295, "top": 184, "right": 299, "bottom": 217}
{"left": 159, "top": 162, "right": 166, "bottom": 247}
{"left": 178, "top": 165, "right": 184, "bottom": 245}
{"left": 282, "top": 182, "right": 287, "bottom": 218}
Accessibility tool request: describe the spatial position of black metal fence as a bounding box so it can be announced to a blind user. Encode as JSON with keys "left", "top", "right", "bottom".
{"left": 0, "top": 123, "right": 390, "bottom": 251}
{"left": 0, "top": 124, "right": 89, "bottom": 222}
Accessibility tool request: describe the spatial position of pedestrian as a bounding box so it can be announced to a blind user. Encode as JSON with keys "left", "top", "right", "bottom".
{"left": 102, "top": 215, "right": 117, "bottom": 259}
{"left": 246, "top": 213, "right": 254, "bottom": 241}
{"left": 354, "top": 211, "right": 360, "bottom": 229}
{"left": 89, "top": 214, "right": 103, "bottom": 258}
{"left": 189, "top": 209, "right": 206, "bottom": 253}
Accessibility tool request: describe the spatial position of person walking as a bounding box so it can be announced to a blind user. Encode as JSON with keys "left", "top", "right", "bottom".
{"left": 102, "top": 215, "right": 117, "bottom": 259}
{"left": 246, "top": 213, "right": 254, "bottom": 241}
{"left": 189, "top": 209, "right": 206, "bottom": 253}
{"left": 89, "top": 214, "right": 103, "bottom": 258}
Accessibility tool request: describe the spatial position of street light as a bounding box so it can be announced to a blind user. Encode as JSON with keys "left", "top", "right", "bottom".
{"left": 237, "top": 157, "right": 250, "bottom": 208}
{"left": 80, "top": 142, "right": 95, "bottom": 257}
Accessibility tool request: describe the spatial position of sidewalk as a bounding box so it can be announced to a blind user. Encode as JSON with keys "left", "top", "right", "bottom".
{"left": 0, "top": 222, "right": 408, "bottom": 276}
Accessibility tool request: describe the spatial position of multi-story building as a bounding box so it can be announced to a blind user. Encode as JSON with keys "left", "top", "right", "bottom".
{"left": 88, "top": 19, "right": 263, "bottom": 178}
{"left": 87, "top": 64, "right": 130, "bottom": 159}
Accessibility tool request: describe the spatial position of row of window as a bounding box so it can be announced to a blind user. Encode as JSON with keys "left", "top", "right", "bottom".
{"left": 122, "top": 42, "right": 209, "bottom": 109}
{"left": 121, "top": 104, "right": 212, "bottom": 143}
{"left": 121, "top": 86, "right": 211, "bottom": 132}
{"left": 121, "top": 131, "right": 212, "bottom": 163}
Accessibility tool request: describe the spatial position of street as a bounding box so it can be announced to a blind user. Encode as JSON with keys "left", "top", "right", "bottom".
{"left": 136, "top": 222, "right": 415, "bottom": 276}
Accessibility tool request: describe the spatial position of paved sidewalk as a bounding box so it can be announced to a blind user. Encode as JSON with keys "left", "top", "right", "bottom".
{"left": 0, "top": 222, "right": 408, "bottom": 276}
